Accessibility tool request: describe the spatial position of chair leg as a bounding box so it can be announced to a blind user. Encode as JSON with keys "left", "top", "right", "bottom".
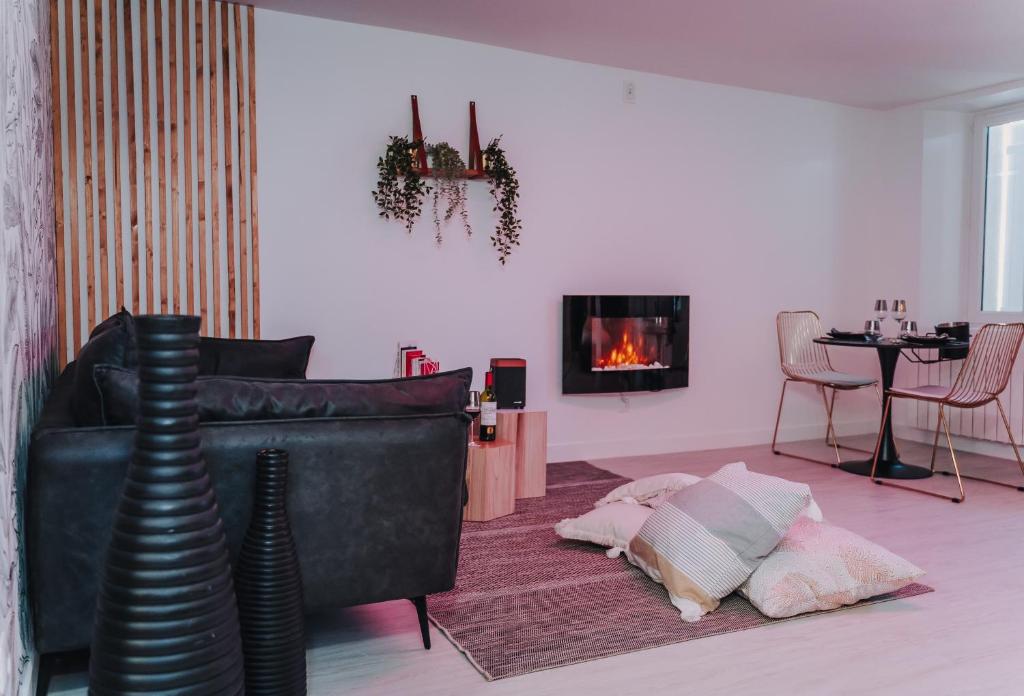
{"left": 873, "top": 400, "right": 964, "bottom": 503}
{"left": 869, "top": 395, "right": 892, "bottom": 482}
{"left": 938, "top": 407, "right": 966, "bottom": 503}
{"left": 996, "top": 399, "right": 1024, "bottom": 488}
{"left": 772, "top": 380, "right": 839, "bottom": 468}
{"left": 929, "top": 406, "right": 943, "bottom": 473}
{"left": 820, "top": 387, "right": 842, "bottom": 466}
{"left": 771, "top": 380, "right": 789, "bottom": 455}
{"left": 412, "top": 595, "right": 431, "bottom": 650}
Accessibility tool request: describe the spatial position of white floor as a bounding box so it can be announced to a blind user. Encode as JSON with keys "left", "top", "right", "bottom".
{"left": 49, "top": 436, "right": 1024, "bottom": 695}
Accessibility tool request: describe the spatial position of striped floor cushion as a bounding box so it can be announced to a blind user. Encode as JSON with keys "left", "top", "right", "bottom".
{"left": 627, "top": 462, "right": 811, "bottom": 621}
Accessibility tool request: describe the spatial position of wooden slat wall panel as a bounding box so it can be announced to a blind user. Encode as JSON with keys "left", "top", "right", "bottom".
{"left": 50, "top": 0, "right": 260, "bottom": 366}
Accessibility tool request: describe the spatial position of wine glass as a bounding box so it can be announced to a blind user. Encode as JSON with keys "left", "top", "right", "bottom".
{"left": 466, "top": 390, "right": 481, "bottom": 440}
{"left": 864, "top": 319, "right": 882, "bottom": 338}
{"left": 874, "top": 300, "right": 888, "bottom": 335}
{"left": 899, "top": 320, "right": 918, "bottom": 337}
{"left": 892, "top": 299, "right": 907, "bottom": 324}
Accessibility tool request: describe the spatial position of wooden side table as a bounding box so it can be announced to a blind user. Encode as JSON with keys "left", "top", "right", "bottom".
{"left": 495, "top": 410, "right": 547, "bottom": 499}
{"left": 463, "top": 439, "right": 516, "bottom": 522}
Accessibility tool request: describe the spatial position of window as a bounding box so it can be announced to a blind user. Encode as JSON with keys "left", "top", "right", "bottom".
{"left": 974, "top": 107, "right": 1024, "bottom": 317}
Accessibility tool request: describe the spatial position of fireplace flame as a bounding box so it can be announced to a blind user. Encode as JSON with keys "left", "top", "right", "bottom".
{"left": 596, "top": 330, "right": 654, "bottom": 369}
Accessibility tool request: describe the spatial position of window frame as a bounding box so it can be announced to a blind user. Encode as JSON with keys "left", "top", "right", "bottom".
{"left": 967, "top": 103, "right": 1024, "bottom": 324}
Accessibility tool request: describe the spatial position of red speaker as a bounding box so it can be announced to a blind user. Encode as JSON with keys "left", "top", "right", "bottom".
{"left": 490, "top": 358, "right": 526, "bottom": 409}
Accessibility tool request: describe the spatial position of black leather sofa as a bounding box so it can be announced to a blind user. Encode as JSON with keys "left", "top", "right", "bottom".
{"left": 27, "top": 315, "right": 471, "bottom": 657}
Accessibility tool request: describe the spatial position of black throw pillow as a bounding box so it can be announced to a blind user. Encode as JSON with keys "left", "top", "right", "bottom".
{"left": 72, "top": 308, "right": 136, "bottom": 426}
{"left": 197, "top": 335, "right": 315, "bottom": 378}
{"left": 94, "top": 365, "right": 472, "bottom": 425}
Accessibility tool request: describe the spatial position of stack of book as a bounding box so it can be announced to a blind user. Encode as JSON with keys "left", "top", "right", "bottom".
{"left": 396, "top": 343, "right": 440, "bottom": 378}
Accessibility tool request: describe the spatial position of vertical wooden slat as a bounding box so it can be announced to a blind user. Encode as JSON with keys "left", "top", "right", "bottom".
{"left": 110, "top": 0, "right": 125, "bottom": 311}
{"left": 65, "top": 0, "right": 83, "bottom": 352}
{"left": 124, "top": 0, "right": 140, "bottom": 314}
{"left": 140, "top": 0, "right": 154, "bottom": 312}
{"left": 52, "top": 0, "right": 263, "bottom": 356}
{"left": 80, "top": 0, "right": 97, "bottom": 332}
{"left": 233, "top": 4, "right": 249, "bottom": 338}
{"left": 195, "top": 0, "right": 208, "bottom": 331}
{"left": 50, "top": 2, "right": 69, "bottom": 364}
{"left": 94, "top": 0, "right": 110, "bottom": 318}
{"left": 220, "top": 2, "right": 235, "bottom": 338}
{"left": 155, "top": 0, "right": 168, "bottom": 312}
{"left": 247, "top": 6, "right": 260, "bottom": 338}
{"left": 208, "top": 0, "right": 221, "bottom": 336}
{"left": 181, "top": 0, "right": 194, "bottom": 315}
{"left": 169, "top": 0, "right": 180, "bottom": 313}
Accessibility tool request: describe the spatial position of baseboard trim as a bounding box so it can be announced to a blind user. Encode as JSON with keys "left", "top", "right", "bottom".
{"left": 548, "top": 419, "right": 878, "bottom": 463}
{"left": 898, "top": 425, "right": 1023, "bottom": 462}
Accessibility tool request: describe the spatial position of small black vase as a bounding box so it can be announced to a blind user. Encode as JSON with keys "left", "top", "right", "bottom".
{"left": 235, "top": 448, "right": 307, "bottom": 695}
{"left": 89, "top": 315, "right": 244, "bottom": 695}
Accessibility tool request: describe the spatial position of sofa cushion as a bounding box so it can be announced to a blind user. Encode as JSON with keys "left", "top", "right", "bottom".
{"left": 72, "top": 309, "right": 136, "bottom": 425}
{"left": 198, "top": 335, "right": 315, "bottom": 378}
{"left": 94, "top": 365, "right": 472, "bottom": 425}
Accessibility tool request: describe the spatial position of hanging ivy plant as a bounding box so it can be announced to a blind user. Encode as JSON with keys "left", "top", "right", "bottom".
{"left": 483, "top": 136, "right": 522, "bottom": 265}
{"left": 372, "top": 136, "right": 431, "bottom": 233}
{"left": 426, "top": 141, "right": 471, "bottom": 244}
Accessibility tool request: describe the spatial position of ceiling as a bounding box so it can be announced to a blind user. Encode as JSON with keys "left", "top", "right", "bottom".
{"left": 249, "top": 0, "right": 1024, "bottom": 110}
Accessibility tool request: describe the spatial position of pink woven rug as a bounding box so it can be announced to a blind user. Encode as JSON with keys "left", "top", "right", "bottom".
{"left": 429, "top": 461, "right": 933, "bottom": 681}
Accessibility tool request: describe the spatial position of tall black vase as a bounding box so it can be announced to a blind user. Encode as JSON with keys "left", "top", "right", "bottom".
{"left": 235, "top": 448, "right": 306, "bottom": 695}
{"left": 89, "top": 315, "right": 245, "bottom": 695}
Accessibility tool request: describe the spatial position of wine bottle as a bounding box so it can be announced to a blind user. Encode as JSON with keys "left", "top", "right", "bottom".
{"left": 479, "top": 370, "right": 497, "bottom": 442}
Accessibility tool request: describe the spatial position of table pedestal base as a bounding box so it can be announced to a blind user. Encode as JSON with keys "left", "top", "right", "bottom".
{"left": 839, "top": 458, "right": 932, "bottom": 479}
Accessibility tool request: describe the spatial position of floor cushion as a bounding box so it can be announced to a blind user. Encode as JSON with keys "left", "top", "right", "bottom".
{"left": 555, "top": 502, "right": 654, "bottom": 554}
{"left": 627, "top": 462, "right": 811, "bottom": 622}
{"left": 594, "top": 472, "right": 702, "bottom": 508}
{"left": 738, "top": 517, "right": 925, "bottom": 618}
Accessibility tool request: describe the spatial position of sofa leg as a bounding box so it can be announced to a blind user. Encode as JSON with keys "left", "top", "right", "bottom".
{"left": 412, "top": 595, "right": 431, "bottom": 650}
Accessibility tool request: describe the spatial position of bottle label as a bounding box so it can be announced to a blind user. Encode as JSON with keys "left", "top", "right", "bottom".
{"left": 481, "top": 402, "right": 497, "bottom": 427}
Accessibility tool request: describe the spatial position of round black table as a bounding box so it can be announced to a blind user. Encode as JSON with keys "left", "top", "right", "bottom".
{"left": 814, "top": 336, "right": 969, "bottom": 479}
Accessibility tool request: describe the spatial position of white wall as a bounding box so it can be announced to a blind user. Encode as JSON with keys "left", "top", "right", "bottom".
{"left": 254, "top": 11, "right": 917, "bottom": 461}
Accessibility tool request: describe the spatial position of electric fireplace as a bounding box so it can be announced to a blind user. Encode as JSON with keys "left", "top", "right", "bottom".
{"left": 562, "top": 295, "right": 689, "bottom": 394}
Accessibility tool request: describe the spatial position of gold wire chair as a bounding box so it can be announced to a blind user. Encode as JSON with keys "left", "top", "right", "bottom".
{"left": 871, "top": 322, "right": 1024, "bottom": 503}
{"left": 772, "top": 311, "right": 881, "bottom": 467}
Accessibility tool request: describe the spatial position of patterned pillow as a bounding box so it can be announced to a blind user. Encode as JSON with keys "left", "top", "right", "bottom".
{"left": 627, "top": 462, "right": 811, "bottom": 621}
{"left": 738, "top": 517, "right": 924, "bottom": 618}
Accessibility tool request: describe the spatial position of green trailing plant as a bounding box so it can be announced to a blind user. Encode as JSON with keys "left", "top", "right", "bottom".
{"left": 426, "top": 141, "right": 471, "bottom": 244}
{"left": 483, "top": 136, "right": 521, "bottom": 265}
{"left": 372, "top": 136, "right": 431, "bottom": 233}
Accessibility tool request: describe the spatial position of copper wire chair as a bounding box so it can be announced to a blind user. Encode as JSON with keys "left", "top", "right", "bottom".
{"left": 772, "top": 311, "right": 881, "bottom": 467}
{"left": 871, "top": 322, "right": 1024, "bottom": 503}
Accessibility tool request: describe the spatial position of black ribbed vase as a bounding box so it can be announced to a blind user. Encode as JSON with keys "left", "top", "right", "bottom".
{"left": 235, "top": 448, "right": 306, "bottom": 695}
{"left": 89, "top": 315, "right": 245, "bottom": 695}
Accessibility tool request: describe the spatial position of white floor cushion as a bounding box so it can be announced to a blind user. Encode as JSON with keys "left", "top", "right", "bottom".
{"left": 594, "top": 472, "right": 701, "bottom": 508}
{"left": 738, "top": 516, "right": 925, "bottom": 618}
{"left": 555, "top": 502, "right": 654, "bottom": 555}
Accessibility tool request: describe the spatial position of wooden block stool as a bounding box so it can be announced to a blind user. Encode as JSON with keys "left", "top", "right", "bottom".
{"left": 464, "top": 439, "right": 516, "bottom": 522}
{"left": 496, "top": 410, "right": 548, "bottom": 499}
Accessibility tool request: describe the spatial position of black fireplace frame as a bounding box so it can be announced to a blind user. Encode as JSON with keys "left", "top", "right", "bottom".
{"left": 562, "top": 295, "right": 689, "bottom": 395}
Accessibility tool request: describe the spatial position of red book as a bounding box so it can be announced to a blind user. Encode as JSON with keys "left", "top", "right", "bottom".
{"left": 404, "top": 350, "right": 424, "bottom": 377}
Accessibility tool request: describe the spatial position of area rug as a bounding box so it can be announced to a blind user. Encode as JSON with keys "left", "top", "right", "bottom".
{"left": 429, "top": 461, "right": 933, "bottom": 681}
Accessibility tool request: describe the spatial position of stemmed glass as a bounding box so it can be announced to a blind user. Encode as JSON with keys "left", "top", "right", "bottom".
{"left": 874, "top": 300, "right": 888, "bottom": 333}
{"left": 892, "top": 299, "right": 907, "bottom": 324}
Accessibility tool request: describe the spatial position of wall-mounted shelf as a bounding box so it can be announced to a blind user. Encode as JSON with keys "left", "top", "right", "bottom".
{"left": 408, "top": 95, "right": 487, "bottom": 179}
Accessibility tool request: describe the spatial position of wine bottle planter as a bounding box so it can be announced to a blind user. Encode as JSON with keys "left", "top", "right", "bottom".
{"left": 88, "top": 315, "right": 244, "bottom": 695}
{"left": 235, "top": 448, "right": 307, "bottom": 696}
